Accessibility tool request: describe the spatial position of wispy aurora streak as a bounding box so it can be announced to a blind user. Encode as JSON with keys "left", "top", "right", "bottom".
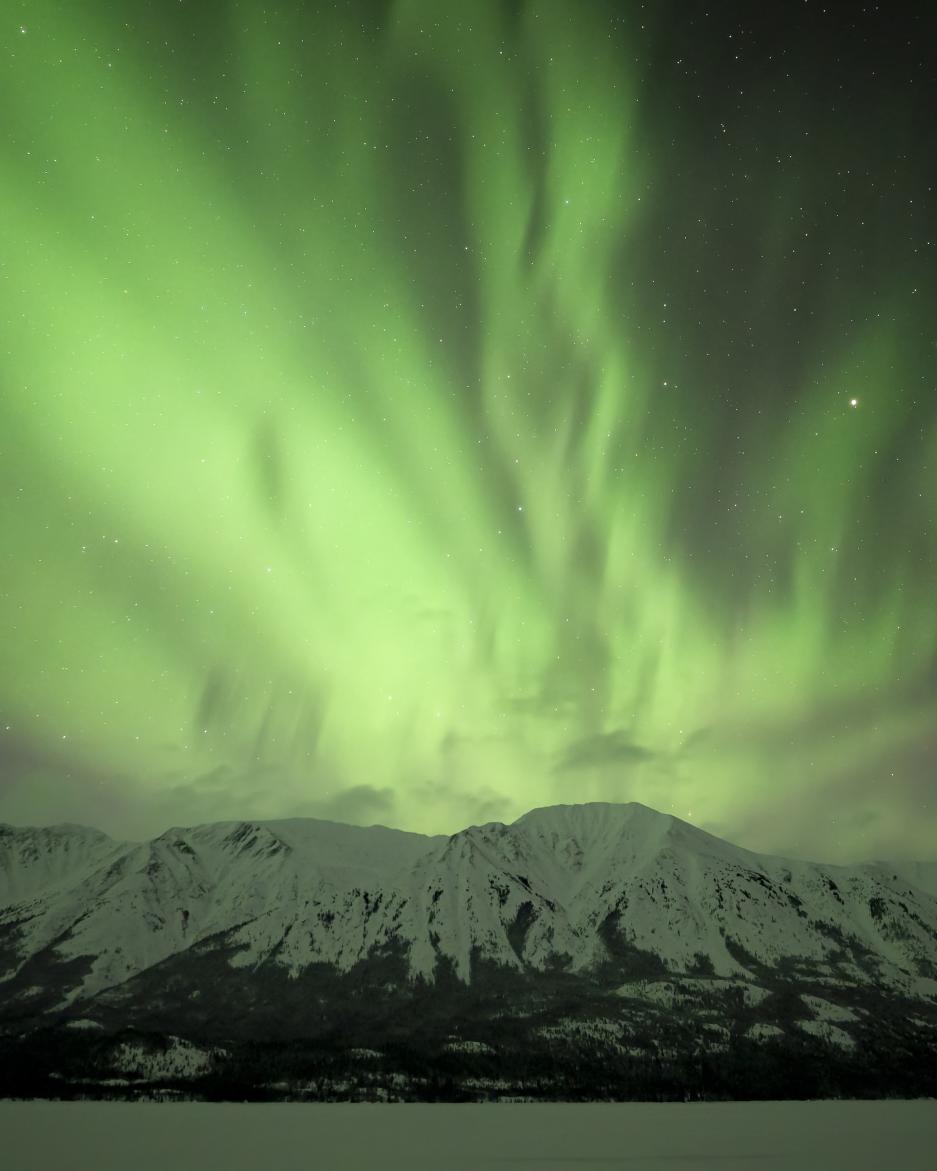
{"left": 1, "top": 1, "right": 935, "bottom": 859}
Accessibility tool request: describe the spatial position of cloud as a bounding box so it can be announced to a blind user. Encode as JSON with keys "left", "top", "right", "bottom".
{"left": 298, "top": 783, "right": 397, "bottom": 827}
{"left": 678, "top": 727, "right": 713, "bottom": 755}
{"left": 410, "top": 772, "right": 516, "bottom": 831}
{"left": 556, "top": 729, "right": 657, "bottom": 772}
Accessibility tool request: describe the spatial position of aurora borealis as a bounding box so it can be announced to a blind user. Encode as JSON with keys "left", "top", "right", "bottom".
{"left": 1, "top": 1, "right": 934, "bottom": 861}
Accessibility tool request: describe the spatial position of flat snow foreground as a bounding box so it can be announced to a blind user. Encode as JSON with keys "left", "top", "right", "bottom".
{"left": 2, "top": 1100, "right": 936, "bottom": 1171}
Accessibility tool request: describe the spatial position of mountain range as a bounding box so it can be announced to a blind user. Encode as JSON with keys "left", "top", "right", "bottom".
{"left": 2, "top": 802, "right": 936, "bottom": 1101}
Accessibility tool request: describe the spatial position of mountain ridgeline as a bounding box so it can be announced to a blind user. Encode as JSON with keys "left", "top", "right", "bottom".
{"left": 1, "top": 803, "right": 936, "bottom": 1100}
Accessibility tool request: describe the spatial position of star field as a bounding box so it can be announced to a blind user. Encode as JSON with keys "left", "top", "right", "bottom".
{"left": 0, "top": 0, "right": 935, "bottom": 860}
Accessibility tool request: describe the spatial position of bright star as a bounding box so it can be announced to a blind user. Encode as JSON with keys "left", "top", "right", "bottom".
{"left": 849, "top": 398, "right": 858, "bottom": 408}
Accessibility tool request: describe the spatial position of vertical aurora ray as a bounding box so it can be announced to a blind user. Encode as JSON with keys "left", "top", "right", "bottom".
{"left": 1, "top": 1, "right": 934, "bottom": 859}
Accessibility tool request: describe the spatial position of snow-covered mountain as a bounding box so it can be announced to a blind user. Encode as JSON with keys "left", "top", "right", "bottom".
{"left": 2, "top": 803, "right": 936, "bottom": 1100}
{"left": 2, "top": 802, "right": 935, "bottom": 1008}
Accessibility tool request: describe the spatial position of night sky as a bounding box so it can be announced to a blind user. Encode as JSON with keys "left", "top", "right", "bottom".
{"left": 2, "top": 0, "right": 935, "bottom": 861}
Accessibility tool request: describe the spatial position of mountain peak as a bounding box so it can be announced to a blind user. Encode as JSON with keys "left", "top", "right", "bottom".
{"left": 511, "top": 800, "right": 681, "bottom": 843}
{"left": 514, "top": 800, "right": 669, "bottom": 823}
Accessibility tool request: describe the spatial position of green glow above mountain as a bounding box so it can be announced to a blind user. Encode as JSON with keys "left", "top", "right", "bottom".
{"left": 1, "top": 1, "right": 934, "bottom": 860}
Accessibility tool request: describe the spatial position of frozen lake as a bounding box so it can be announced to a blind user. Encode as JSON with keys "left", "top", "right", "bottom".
{"left": 2, "top": 1100, "right": 935, "bottom": 1170}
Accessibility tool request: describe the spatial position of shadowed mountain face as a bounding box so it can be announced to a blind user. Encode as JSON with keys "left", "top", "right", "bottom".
{"left": 1, "top": 804, "right": 936, "bottom": 1101}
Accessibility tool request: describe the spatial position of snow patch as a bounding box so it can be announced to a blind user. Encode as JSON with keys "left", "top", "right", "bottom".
{"left": 798, "top": 1019, "right": 856, "bottom": 1048}
{"left": 746, "top": 1023, "right": 785, "bottom": 1041}
{"left": 443, "top": 1040, "right": 496, "bottom": 1055}
{"left": 108, "top": 1036, "right": 223, "bottom": 1080}
{"left": 802, "top": 995, "right": 859, "bottom": 1023}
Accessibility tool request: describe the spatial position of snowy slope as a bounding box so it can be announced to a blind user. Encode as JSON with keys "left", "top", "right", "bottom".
{"left": 1, "top": 817, "right": 447, "bottom": 1002}
{"left": 0, "top": 823, "right": 128, "bottom": 905}
{"left": 393, "top": 803, "right": 937, "bottom": 985}
{"left": 1, "top": 803, "right": 936, "bottom": 1017}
